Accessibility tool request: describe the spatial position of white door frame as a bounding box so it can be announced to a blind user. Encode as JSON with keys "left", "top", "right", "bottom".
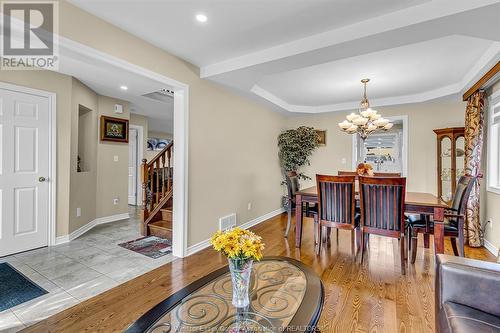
{"left": 352, "top": 115, "right": 409, "bottom": 176}
{"left": 0, "top": 81, "right": 57, "bottom": 248}
{"left": 129, "top": 124, "right": 144, "bottom": 206}
{"left": 57, "top": 37, "right": 190, "bottom": 258}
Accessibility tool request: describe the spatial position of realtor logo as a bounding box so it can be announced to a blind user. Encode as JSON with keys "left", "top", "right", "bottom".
{"left": 1, "top": 1, "right": 59, "bottom": 70}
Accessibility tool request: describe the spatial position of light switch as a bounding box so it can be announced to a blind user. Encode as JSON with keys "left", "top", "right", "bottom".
{"left": 341, "top": 158, "right": 347, "bottom": 164}
{"left": 114, "top": 104, "right": 123, "bottom": 114}
{"left": 114, "top": 155, "right": 119, "bottom": 162}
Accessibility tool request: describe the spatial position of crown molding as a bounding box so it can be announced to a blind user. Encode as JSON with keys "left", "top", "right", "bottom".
{"left": 251, "top": 45, "right": 500, "bottom": 114}
{"left": 201, "top": 0, "right": 500, "bottom": 78}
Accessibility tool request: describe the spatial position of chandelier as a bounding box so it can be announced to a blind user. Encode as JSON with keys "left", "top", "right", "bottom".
{"left": 338, "top": 79, "right": 393, "bottom": 140}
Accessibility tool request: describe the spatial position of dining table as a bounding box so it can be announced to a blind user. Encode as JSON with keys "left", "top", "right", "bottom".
{"left": 294, "top": 186, "right": 449, "bottom": 255}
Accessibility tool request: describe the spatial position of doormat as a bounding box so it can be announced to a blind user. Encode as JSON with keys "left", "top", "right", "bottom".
{"left": 0, "top": 263, "right": 48, "bottom": 311}
{"left": 118, "top": 236, "right": 172, "bottom": 259}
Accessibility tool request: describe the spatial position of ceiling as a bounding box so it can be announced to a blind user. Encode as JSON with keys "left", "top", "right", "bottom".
{"left": 69, "top": 0, "right": 500, "bottom": 114}
{"left": 57, "top": 44, "right": 174, "bottom": 133}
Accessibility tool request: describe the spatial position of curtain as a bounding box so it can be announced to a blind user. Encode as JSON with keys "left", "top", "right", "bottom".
{"left": 464, "top": 90, "right": 485, "bottom": 247}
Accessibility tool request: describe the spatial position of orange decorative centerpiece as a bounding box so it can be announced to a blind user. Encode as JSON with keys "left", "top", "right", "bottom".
{"left": 356, "top": 163, "right": 374, "bottom": 176}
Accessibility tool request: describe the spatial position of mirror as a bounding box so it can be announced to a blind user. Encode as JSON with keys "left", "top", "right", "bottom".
{"left": 355, "top": 120, "right": 404, "bottom": 174}
{"left": 441, "top": 136, "right": 452, "bottom": 201}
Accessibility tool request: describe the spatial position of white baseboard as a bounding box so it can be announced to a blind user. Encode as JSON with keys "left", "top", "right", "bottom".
{"left": 55, "top": 235, "right": 70, "bottom": 245}
{"left": 54, "top": 212, "right": 130, "bottom": 245}
{"left": 484, "top": 238, "right": 499, "bottom": 256}
{"left": 186, "top": 207, "right": 286, "bottom": 256}
{"left": 186, "top": 239, "right": 211, "bottom": 256}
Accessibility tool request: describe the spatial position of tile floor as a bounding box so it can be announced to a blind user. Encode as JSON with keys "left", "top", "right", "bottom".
{"left": 0, "top": 206, "right": 175, "bottom": 332}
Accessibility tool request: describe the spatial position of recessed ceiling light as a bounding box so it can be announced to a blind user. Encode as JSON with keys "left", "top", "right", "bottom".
{"left": 195, "top": 14, "right": 207, "bottom": 23}
{"left": 120, "top": 85, "right": 128, "bottom": 90}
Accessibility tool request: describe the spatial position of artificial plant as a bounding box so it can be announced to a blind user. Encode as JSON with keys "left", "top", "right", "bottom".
{"left": 277, "top": 126, "right": 319, "bottom": 181}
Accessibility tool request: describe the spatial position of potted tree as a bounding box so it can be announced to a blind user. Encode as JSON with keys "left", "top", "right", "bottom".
{"left": 278, "top": 126, "right": 319, "bottom": 236}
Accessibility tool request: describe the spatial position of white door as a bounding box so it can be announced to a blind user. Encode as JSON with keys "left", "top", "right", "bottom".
{"left": 128, "top": 128, "right": 138, "bottom": 205}
{"left": 0, "top": 85, "right": 51, "bottom": 257}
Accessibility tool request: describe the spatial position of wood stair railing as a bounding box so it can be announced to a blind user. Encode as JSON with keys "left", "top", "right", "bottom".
{"left": 141, "top": 141, "right": 173, "bottom": 236}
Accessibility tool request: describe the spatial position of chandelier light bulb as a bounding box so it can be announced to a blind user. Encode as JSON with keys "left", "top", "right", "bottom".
{"left": 338, "top": 120, "right": 351, "bottom": 129}
{"left": 373, "top": 118, "right": 388, "bottom": 127}
{"left": 361, "top": 108, "right": 376, "bottom": 118}
{"left": 353, "top": 117, "right": 368, "bottom": 126}
{"left": 383, "top": 123, "right": 394, "bottom": 130}
{"left": 346, "top": 113, "right": 358, "bottom": 122}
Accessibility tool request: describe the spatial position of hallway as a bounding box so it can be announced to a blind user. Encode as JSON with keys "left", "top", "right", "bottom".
{"left": 0, "top": 206, "right": 175, "bottom": 332}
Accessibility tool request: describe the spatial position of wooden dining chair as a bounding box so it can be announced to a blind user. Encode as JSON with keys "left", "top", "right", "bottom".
{"left": 359, "top": 176, "right": 407, "bottom": 274}
{"left": 338, "top": 170, "right": 401, "bottom": 177}
{"left": 338, "top": 171, "right": 357, "bottom": 176}
{"left": 284, "top": 171, "right": 316, "bottom": 237}
{"left": 314, "top": 175, "right": 359, "bottom": 256}
{"left": 373, "top": 172, "right": 401, "bottom": 177}
{"left": 407, "top": 175, "right": 476, "bottom": 262}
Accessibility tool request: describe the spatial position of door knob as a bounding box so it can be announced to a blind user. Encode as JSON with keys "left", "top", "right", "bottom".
{"left": 38, "top": 177, "right": 47, "bottom": 182}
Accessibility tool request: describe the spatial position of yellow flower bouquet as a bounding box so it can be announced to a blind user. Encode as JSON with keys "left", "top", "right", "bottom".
{"left": 211, "top": 228, "right": 265, "bottom": 308}
{"left": 210, "top": 227, "right": 264, "bottom": 261}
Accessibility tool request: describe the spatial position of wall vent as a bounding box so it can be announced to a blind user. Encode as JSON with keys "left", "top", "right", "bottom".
{"left": 219, "top": 213, "right": 237, "bottom": 231}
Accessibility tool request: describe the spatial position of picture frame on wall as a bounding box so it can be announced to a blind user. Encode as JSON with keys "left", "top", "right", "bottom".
{"left": 147, "top": 138, "right": 172, "bottom": 151}
{"left": 316, "top": 130, "right": 326, "bottom": 146}
{"left": 100, "top": 116, "right": 129, "bottom": 143}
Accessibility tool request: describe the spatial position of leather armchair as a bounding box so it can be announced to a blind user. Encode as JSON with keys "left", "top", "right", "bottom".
{"left": 436, "top": 254, "right": 500, "bottom": 332}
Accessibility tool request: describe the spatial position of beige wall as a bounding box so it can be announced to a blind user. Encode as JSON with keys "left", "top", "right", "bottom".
{"left": 149, "top": 131, "right": 172, "bottom": 140}
{"left": 287, "top": 97, "right": 466, "bottom": 193}
{"left": 96, "top": 96, "right": 130, "bottom": 218}
{"left": 58, "top": 2, "right": 285, "bottom": 246}
{"left": 70, "top": 78, "right": 98, "bottom": 233}
{"left": 484, "top": 80, "right": 500, "bottom": 250}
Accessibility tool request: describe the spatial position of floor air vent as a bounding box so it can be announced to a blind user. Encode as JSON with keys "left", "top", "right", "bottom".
{"left": 219, "top": 214, "right": 237, "bottom": 231}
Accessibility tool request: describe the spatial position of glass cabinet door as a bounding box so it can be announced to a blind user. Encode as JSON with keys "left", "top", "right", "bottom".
{"left": 440, "top": 136, "right": 453, "bottom": 202}
{"left": 456, "top": 136, "right": 465, "bottom": 183}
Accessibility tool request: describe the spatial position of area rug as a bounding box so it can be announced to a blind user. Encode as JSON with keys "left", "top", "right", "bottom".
{"left": 0, "top": 263, "right": 48, "bottom": 311}
{"left": 118, "top": 236, "right": 172, "bottom": 259}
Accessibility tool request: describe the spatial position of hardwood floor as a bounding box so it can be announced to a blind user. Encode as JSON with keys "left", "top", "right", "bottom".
{"left": 23, "top": 213, "right": 494, "bottom": 333}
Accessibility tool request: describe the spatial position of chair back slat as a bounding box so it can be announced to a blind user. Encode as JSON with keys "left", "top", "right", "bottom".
{"left": 285, "top": 171, "right": 300, "bottom": 198}
{"left": 316, "top": 175, "right": 356, "bottom": 226}
{"left": 451, "top": 175, "right": 476, "bottom": 215}
{"left": 359, "top": 176, "right": 406, "bottom": 235}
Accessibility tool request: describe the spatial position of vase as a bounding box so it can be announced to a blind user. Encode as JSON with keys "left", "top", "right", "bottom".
{"left": 228, "top": 258, "right": 253, "bottom": 308}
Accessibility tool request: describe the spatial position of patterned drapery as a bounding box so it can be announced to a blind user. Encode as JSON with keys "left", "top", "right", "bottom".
{"left": 464, "top": 91, "right": 485, "bottom": 247}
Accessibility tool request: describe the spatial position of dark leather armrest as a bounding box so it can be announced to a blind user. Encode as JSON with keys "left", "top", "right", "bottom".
{"left": 436, "top": 254, "right": 500, "bottom": 318}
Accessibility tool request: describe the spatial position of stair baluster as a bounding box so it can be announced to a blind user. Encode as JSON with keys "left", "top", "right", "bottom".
{"left": 141, "top": 141, "right": 174, "bottom": 236}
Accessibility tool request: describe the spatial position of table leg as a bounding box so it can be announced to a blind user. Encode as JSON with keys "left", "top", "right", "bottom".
{"left": 295, "top": 194, "right": 303, "bottom": 248}
{"left": 433, "top": 207, "right": 445, "bottom": 254}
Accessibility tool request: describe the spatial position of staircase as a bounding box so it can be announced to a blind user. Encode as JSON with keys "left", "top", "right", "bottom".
{"left": 141, "top": 141, "right": 173, "bottom": 240}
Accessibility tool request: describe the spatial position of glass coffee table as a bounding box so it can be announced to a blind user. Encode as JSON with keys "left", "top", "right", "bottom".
{"left": 125, "top": 257, "right": 324, "bottom": 332}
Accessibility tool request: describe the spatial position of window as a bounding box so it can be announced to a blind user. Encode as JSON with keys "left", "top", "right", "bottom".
{"left": 487, "top": 92, "right": 500, "bottom": 193}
